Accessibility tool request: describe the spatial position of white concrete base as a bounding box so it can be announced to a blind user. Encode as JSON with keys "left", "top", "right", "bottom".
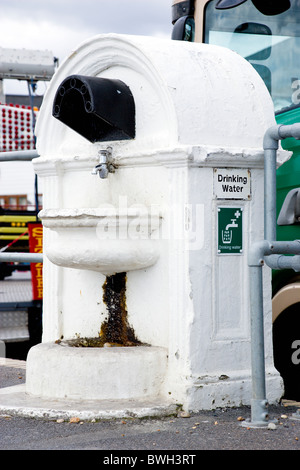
{"left": 184, "top": 369, "right": 284, "bottom": 411}
{"left": 26, "top": 342, "right": 168, "bottom": 401}
{"left": 0, "top": 384, "right": 178, "bottom": 421}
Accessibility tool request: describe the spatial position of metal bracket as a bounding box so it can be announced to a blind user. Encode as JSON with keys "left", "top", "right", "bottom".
{"left": 241, "top": 399, "right": 278, "bottom": 428}
{"left": 277, "top": 188, "right": 300, "bottom": 225}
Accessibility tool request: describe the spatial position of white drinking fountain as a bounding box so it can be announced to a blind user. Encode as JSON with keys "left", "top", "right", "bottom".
{"left": 26, "top": 34, "right": 286, "bottom": 411}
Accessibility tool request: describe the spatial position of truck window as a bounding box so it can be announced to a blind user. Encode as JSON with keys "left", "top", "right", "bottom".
{"left": 204, "top": 0, "right": 300, "bottom": 114}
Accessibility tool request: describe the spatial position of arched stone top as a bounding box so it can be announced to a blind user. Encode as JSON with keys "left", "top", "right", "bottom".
{"left": 35, "top": 33, "right": 276, "bottom": 159}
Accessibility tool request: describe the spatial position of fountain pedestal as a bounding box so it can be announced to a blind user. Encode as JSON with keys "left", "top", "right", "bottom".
{"left": 26, "top": 343, "right": 167, "bottom": 401}
{"left": 26, "top": 34, "right": 286, "bottom": 411}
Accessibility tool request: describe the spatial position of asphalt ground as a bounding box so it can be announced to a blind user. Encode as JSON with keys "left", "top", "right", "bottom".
{"left": 1, "top": 359, "right": 300, "bottom": 454}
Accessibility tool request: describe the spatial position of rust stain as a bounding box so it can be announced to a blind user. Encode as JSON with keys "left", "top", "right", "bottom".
{"left": 100, "top": 272, "right": 141, "bottom": 346}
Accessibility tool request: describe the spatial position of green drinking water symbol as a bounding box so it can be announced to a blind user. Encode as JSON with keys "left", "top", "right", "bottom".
{"left": 218, "top": 207, "right": 243, "bottom": 254}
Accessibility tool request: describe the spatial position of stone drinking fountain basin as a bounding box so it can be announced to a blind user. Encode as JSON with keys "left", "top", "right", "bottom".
{"left": 39, "top": 206, "right": 161, "bottom": 275}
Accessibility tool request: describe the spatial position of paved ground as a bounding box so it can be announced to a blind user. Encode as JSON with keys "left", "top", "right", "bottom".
{"left": 1, "top": 358, "right": 300, "bottom": 451}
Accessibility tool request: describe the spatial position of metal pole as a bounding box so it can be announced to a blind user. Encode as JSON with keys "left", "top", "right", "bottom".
{"left": 0, "top": 252, "right": 43, "bottom": 263}
{"left": 245, "top": 265, "right": 270, "bottom": 427}
{"left": 0, "top": 150, "right": 39, "bottom": 161}
{"left": 245, "top": 239, "right": 273, "bottom": 428}
{"left": 243, "top": 128, "right": 279, "bottom": 427}
{"left": 264, "top": 147, "right": 277, "bottom": 242}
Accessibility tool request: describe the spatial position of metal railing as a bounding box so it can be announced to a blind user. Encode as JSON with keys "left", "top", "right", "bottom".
{"left": 246, "top": 124, "right": 300, "bottom": 428}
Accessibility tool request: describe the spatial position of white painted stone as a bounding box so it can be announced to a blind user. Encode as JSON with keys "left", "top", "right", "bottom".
{"left": 39, "top": 207, "right": 161, "bottom": 275}
{"left": 27, "top": 34, "right": 288, "bottom": 410}
{"left": 26, "top": 343, "right": 168, "bottom": 401}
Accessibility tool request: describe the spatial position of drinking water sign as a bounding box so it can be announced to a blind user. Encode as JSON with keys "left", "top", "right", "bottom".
{"left": 218, "top": 207, "right": 243, "bottom": 255}
{"left": 214, "top": 168, "right": 251, "bottom": 200}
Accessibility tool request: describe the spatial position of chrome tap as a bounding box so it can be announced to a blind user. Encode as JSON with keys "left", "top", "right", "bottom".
{"left": 92, "top": 147, "right": 116, "bottom": 179}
